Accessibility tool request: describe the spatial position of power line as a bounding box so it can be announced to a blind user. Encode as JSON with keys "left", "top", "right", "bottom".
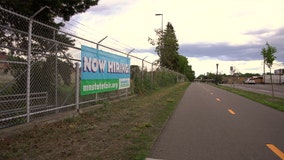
{"left": 57, "top": 18, "right": 135, "bottom": 51}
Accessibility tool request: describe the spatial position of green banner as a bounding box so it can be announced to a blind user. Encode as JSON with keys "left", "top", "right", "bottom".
{"left": 81, "top": 79, "right": 119, "bottom": 95}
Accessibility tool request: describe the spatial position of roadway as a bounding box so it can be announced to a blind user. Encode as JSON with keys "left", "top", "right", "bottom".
{"left": 221, "top": 83, "right": 284, "bottom": 98}
{"left": 147, "top": 83, "right": 284, "bottom": 160}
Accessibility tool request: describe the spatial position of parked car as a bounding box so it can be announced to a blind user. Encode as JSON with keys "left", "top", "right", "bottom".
{"left": 244, "top": 78, "right": 256, "bottom": 84}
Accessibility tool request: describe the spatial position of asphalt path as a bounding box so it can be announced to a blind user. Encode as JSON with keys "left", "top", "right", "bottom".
{"left": 147, "top": 82, "right": 284, "bottom": 160}
{"left": 221, "top": 84, "right": 284, "bottom": 98}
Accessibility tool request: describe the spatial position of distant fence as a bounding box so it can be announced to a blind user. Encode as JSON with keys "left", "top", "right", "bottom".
{"left": 0, "top": 7, "right": 186, "bottom": 128}
{"left": 263, "top": 75, "right": 284, "bottom": 84}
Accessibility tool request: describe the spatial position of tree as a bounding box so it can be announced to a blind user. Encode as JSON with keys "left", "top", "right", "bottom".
{"left": 177, "top": 55, "right": 195, "bottom": 81}
{"left": 186, "top": 65, "right": 195, "bottom": 81}
{"left": 156, "top": 22, "right": 179, "bottom": 71}
{"left": 0, "top": 0, "right": 99, "bottom": 55}
{"left": 149, "top": 22, "right": 195, "bottom": 80}
{"left": 0, "top": 0, "right": 99, "bottom": 22}
{"left": 261, "top": 42, "right": 277, "bottom": 96}
{"left": 177, "top": 55, "right": 188, "bottom": 74}
{"left": 0, "top": 0, "right": 99, "bottom": 95}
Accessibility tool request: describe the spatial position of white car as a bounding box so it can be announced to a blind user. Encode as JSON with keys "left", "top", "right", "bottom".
{"left": 244, "top": 78, "right": 255, "bottom": 84}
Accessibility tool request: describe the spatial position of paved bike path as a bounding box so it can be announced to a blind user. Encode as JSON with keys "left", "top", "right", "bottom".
{"left": 147, "top": 83, "right": 284, "bottom": 160}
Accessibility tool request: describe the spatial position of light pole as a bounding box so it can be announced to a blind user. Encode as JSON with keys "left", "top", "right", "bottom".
{"left": 155, "top": 13, "right": 163, "bottom": 33}
{"left": 216, "top": 63, "right": 219, "bottom": 75}
{"left": 155, "top": 13, "right": 163, "bottom": 59}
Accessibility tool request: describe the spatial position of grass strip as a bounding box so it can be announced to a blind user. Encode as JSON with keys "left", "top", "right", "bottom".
{"left": 0, "top": 82, "right": 190, "bottom": 160}
{"left": 215, "top": 84, "right": 284, "bottom": 112}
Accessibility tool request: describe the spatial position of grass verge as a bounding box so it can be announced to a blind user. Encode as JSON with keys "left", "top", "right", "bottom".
{"left": 215, "top": 85, "right": 284, "bottom": 112}
{"left": 0, "top": 82, "right": 190, "bottom": 160}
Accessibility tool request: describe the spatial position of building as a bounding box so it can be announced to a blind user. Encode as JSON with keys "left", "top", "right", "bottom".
{"left": 274, "top": 69, "right": 284, "bottom": 75}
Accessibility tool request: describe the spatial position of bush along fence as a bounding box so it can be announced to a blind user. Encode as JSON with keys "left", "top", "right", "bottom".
{"left": 0, "top": 7, "right": 187, "bottom": 129}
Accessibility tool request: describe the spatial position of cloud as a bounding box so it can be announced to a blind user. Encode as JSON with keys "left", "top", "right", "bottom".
{"left": 180, "top": 43, "right": 262, "bottom": 61}
{"left": 269, "top": 28, "right": 284, "bottom": 55}
{"left": 178, "top": 25, "right": 284, "bottom": 76}
{"left": 244, "top": 29, "right": 272, "bottom": 35}
{"left": 87, "top": 0, "right": 135, "bottom": 16}
{"left": 179, "top": 26, "right": 284, "bottom": 63}
{"left": 63, "top": 0, "right": 284, "bottom": 76}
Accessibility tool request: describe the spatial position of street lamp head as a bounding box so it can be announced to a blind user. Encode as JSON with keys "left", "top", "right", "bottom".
{"left": 155, "top": 13, "right": 163, "bottom": 16}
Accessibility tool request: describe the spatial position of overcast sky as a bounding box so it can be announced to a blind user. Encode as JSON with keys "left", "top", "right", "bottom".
{"left": 62, "top": 0, "right": 284, "bottom": 76}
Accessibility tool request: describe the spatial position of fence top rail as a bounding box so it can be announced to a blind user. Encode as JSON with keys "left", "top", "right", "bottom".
{"left": 0, "top": 60, "right": 27, "bottom": 65}
{"left": 0, "top": 92, "right": 48, "bottom": 99}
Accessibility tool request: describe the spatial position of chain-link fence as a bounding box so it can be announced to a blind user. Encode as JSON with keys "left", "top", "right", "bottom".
{"left": 0, "top": 7, "right": 186, "bottom": 129}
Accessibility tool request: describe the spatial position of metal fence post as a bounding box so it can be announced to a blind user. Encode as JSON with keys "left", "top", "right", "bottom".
{"left": 54, "top": 30, "right": 58, "bottom": 108}
{"left": 75, "top": 63, "right": 80, "bottom": 112}
{"left": 126, "top": 49, "right": 134, "bottom": 97}
{"left": 151, "top": 62, "right": 154, "bottom": 88}
{"left": 26, "top": 6, "right": 50, "bottom": 123}
{"left": 141, "top": 56, "right": 147, "bottom": 84}
{"left": 26, "top": 18, "right": 32, "bottom": 123}
{"left": 141, "top": 59, "right": 144, "bottom": 84}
